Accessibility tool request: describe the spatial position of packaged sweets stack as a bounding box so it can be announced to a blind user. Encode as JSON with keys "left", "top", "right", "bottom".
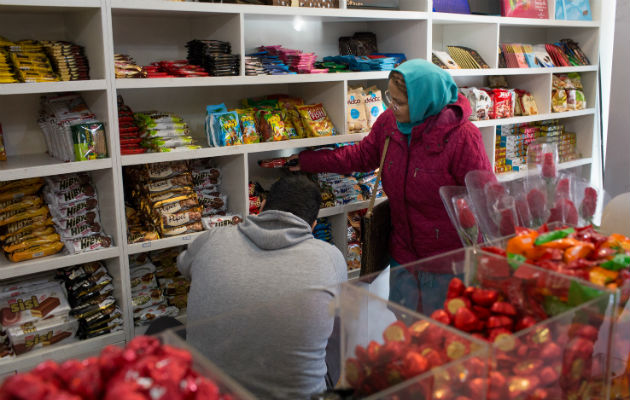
{"left": 250, "top": 50, "right": 294, "bottom": 75}
{"left": 186, "top": 39, "right": 240, "bottom": 77}
{"left": 151, "top": 248, "right": 190, "bottom": 314}
{"left": 313, "top": 60, "right": 349, "bottom": 73}
{"left": 496, "top": 124, "right": 539, "bottom": 172}
{"left": 347, "top": 211, "right": 362, "bottom": 271}
{"left": 244, "top": 54, "right": 268, "bottom": 76}
{"left": 314, "top": 217, "right": 333, "bottom": 243}
{"left": 0, "top": 178, "right": 64, "bottom": 262}
{"left": 143, "top": 60, "right": 209, "bottom": 78}
{"left": 323, "top": 55, "right": 400, "bottom": 72}
{"left": 126, "top": 204, "right": 159, "bottom": 244}
{"left": 6, "top": 40, "right": 59, "bottom": 83}
{"left": 190, "top": 159, "right": 228, "bottom": 218}
{"left": 114, "top": 54, "right": 145, "bottom": 78}
{"left": 537, "top": 120, "right": 579, "bottom": 162}
{"left": 0, "top": 43, "right": 18, "bottom": 84}
{"left": 447, "top": 45, "right": 490, "bottom": 69}
{"left": 257, "top": 45, "right": 321, "bottom": 74}
{"left": 38, "top": 93, "right": 108, "bottom": 162}
{"left": 125, "top": 161, "right": 204, "bottom": 239}
{"left": 552, "top": 73, "right": 586, "bottom": 112}
{"left": 57, "top": 262, "right": 123, "bottom": 340}
{"left": 44, "top": 173, "right": 113, "bottom": 255}
{"left": 353, "top": 170, "right": 384, "bottom": 199}
{"left": 0, "top": 123, "right": 6, "bottom": 161}
{"left": 129, "top": 252, "right": 181, "bottom": 326}
{"left": 498, "top": 40, "right": 590, "bottom": 69}
{"left": 0, "top": 272, "right": 76, "bottom": 357}
{"left": 134, "top": 111, "right": 201, "bottom": 152}
{"left": 117, "top": 96, "right": 144, "bottom": 155}
{"left": 317, "top": 173, "right": 363, "bottom": 206}
{"left": 41, "top": 41, "right": 90, "bottom": 81}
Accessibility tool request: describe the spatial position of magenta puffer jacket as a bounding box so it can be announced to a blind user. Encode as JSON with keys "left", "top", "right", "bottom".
{"left": 300, "top": 94, "right": 491, "bottom": 271}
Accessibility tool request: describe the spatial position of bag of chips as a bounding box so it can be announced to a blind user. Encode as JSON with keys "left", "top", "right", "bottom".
{"left": 256, "top": 109, "right": 287, "bottom": 142}
{"left": 347, "top": 88, "right": 368, "bottom": 132}
{"left": 460, "top": 87, "right": 491, "bottom": 121}
{"left": 364, "top": 86, "right": 387, "bottom": 128}
{"left": 210, "top": 111, "right": 242, "bottom": 147}
{"left": 235, "top": 109, "right": 260, "bottom": 144}
{"left": 297, "top": 103, "right": 335, "bottom": 138}
{"left": 552, "top": 89, "right": 568, "bottom": 112}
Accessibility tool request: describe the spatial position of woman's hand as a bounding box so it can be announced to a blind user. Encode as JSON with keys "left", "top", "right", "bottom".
{"left": 288, "top": 154, "right": 301, "bottom": 171}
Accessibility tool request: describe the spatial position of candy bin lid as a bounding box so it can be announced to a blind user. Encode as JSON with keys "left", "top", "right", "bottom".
{"left": 346, "top": 246, "right": 617, "bottom": 400}
{"left": 481, "top": 223, "right": 630, "bottom": 399}
{"left": 333, "top": 283, "right": 491, "bottom": 399}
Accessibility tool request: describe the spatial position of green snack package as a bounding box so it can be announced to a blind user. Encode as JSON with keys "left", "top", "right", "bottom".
{"left": 71, "top": 122, "right": 108, "bottom": 161}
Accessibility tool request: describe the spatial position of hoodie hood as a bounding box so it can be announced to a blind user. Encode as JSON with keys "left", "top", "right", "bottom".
{"left": 238, "top": 210, "right": 313, "bottom": 250}
{"left": 393, "top": 59, "right": 459, "bottom": 126}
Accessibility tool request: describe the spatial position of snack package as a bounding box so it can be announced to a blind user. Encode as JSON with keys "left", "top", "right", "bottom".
{"left": 297, "top": 103, "right": 335, "bottom": 137}
{"left": 0, "top": 124, "right": 6, "bottom": 161}
{"left": 44, "top": 174, "right": 90, "bottom": 193}
{"left": 460, "top": 87, "right": 491, "bottom": 121}
{"left": 483, "top": 88, "right": 513, "bottom": 119}
{"left": 281, "top": 109, "right": 299, "bottom": 139}
{"left": 70, "top": 122, "right": 108, "bottom": 161}
{"left": 204, "top": 104, "right": 228, "bottom": 146}
{"left": 49, "top": 197, "right": 98, "bottom": 220}
{"left": 44, "top": 184, "right": 96, "bottom": 207}
{"left": 552, "top": 89, "right": 568, "bottom": 112}
{"left": 202, "top": 214, "right": 243, "bottom": 229}
{"left": 364, "top": 86, "right": 387, "bottom": 128}
{"left": 134, "top": 304, "right": 179, "bottom": 325}
{"left": 197, "top": 194, "right": 228, "bottom": 216}
{"left": 235, "top": 109, "right": 260, "bottom": 144}
{"left": 210, "top": 111, "right": 242, "bottom": 147}
{"left": 347, "top": 88, "right": 368, "bottom": 132}
{"left": 63, "top": 234, "right": 112, "bottom": 255}
{"left": 7, "top": 240, "right": 64, "bottom": 262}
{"left": 132, "top": 289, "right": 165, "bottom": 312}
{"left": 515, "top": 89, "right": 539, "bottom": 116}
{"left": 0, "top": 282, "right": 71, "bottom": 327}
{"left": 256, "top": 109, "right": 287, "bottom": 142}
{"left": 7, "top": 314, "right": 78, "bottom": 355}
{"left": 158, "top": 207, "right": 202, "bottom": 230}
{"left": 160, "top": 222, "right": 203, "bottom": 237}
{"left": 143, "top": 174, "right": 193, "bottom": 194}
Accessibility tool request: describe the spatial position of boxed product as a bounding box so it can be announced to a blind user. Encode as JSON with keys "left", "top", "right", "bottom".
{"left": 0, "top": 281, "right": 70, "bottom": 328}
{"left": 7, "top": 314, "right": 78, "bottom": 355}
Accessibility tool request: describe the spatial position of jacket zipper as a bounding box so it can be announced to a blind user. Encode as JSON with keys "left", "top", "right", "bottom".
{"left": 435, "top": 228, "right": 439, "bottom": 240}
{"left": 414, "top": 167, "right": 419, "bottom": 177}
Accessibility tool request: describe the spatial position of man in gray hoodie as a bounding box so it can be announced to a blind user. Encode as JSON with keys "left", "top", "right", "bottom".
{"left": 178, "top": 175, "right": 347, "bottom": 400}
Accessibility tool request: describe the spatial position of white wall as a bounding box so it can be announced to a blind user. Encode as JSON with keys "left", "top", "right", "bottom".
{"left": 604, "top": 0, "right": 630, "bottom": 197}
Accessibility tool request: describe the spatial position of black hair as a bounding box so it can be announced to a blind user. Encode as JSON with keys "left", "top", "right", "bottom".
{"left": 388, "top": 70, "right": 407, "bottom": 96}
{"left": 264, "top": 175, "right": 321, "bottom": 226}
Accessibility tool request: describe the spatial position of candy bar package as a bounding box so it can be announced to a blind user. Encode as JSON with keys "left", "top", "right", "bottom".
{"left": 235, "top": 108, "right": 260, "bottom": 144}
{"left": 210, "top": 111, "right": 242, "bottom": 147}
{"left": 70, "top": 122, "right": 108, "bottom": 161}
{"left": 7, "top": 314, "right": 78, "bottom": 355}
{"left": 0, "top": 282, "right": 70, "bottom": 328}
{"left": 256, "top": 109, "right": 287, "bottom": 142}
{"left": 135, "top": 111, "right": 198, "bottom": 153}
{"left": 202, "top": 214, "right": 243, "bottom": 229}
{"left": 0, "top": 124, "right": 6, "bottom": 161}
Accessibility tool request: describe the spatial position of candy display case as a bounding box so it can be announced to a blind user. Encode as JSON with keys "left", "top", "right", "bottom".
{"left": 482, "top": 225, "right": 630, "bottom": 399}
{"left": 348, "top": 247, "right": 617, "bottom": 399}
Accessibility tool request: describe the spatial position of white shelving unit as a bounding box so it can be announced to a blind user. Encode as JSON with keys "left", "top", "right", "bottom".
{"left": 0, "top": 0, "right": 603, "bottom": 372}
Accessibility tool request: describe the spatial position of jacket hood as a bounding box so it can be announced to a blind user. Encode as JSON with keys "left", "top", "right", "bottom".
{"left": 394, "top": 59, "right": 459, "bottom": 125}
{"left": 238, "top": 210, "right": 314, "bottom": 250}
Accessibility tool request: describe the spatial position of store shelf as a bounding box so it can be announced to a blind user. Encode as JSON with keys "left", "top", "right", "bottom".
{"left": 448, "top": 66, "right": 597, "bottom": 77}
{"left": 431, "top": 12, "right": 599, "bottom": 27}
{"left": 0, "top": 80, "right": 107, "bottom": 96}
{"left": 473, "top": 109, "right": 596, "bottom": 128}
{"left": 126, "top": 232, "right": 205, "bottom": 255}
{"left": 110, "top": 0, "right": 427, "bottom": 21}
{"left": 0, "top": 332, "right": 125, "bottom": 376}
{"left": 0, "top": 0, "right": 101, "bottom": 11}
{"left": 0, "top": 247, "right": 120, "bottom": 281}
{"left": 0, "top": 156, "right": 112, "bottom": 182}
{"left": 121, "top": 133, "right": 367, "bottom": 166}
{"left": 318, "top": 197, "right": 386, "bottom": 218}
{"left": 116, "top": 72, "right": 389, "bottom": 90}
{"left": 496, "top": 157, "right": 593, "bottom": 182}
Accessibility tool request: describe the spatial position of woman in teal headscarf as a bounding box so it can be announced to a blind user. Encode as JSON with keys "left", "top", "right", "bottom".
{"left": 293, "top": 59, "right": 492, "bottom": 314}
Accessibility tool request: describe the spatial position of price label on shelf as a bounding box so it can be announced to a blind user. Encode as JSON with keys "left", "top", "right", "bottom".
{"left": 182, "top": 235, "right": 191, "bottom": 241}
{"left": 142, "top": 242, "right": 152, "bottom": 248}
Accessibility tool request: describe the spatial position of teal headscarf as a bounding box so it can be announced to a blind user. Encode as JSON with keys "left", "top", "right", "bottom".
{"left": 392, "top": 59, "right": 459, "bottom": 135}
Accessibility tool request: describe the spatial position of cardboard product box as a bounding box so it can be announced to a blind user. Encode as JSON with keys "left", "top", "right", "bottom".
{"left": 0, "top": 282, "right": 71, "bottom": 328}
{"left": 7, "top": 314, "right": 78, "bottom": 355}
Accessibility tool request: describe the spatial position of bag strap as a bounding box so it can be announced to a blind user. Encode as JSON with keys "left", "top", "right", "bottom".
{"left": 366, "top": 136, "right": 391, "bottom": 218}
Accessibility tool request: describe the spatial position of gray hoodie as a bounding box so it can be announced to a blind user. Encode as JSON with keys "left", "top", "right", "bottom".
{"left": 178, "top": 210, "right": 347, "bottom": 399}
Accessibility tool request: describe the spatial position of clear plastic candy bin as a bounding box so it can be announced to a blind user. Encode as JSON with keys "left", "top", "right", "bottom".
{"left": 348, "top": 247, "right": 617, "bottom": 399}
{"left": 483, "top": 227, "right": 630, "bottom": 399}
{"left": 175, "top": 286, "right": 490, "bottom": 400}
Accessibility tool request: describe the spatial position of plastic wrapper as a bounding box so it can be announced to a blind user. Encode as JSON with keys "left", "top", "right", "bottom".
{"left": 0, "top": 282, "right": 71, "bottom": 327}
{"left": 297, "top": 103, "right": 336, "bottom": 137}
{"left": 235, "top": 109, "right": 260, "bottom": 144}
{"left": 364, "top": 86, "right": 387, "bottom": 128}
{"left": 7, "top": 314, "right": 78, "bottom": 355}
{"left": 210, "top": 111, "right": 242, "bottom": 147}
{"left": 63, "top": 234, "right": 112, "bottom": 254}
{"left": 202, "top": 214, "right": 243, "bottom": 229}
{"left": 70, "top": 122, "right": 108, "bottom": 161}
{"left": 347, "top": 87, "right": 369, "bottom": 132}
{"left": 134, "top": 304, "right": 180, "bottom": 325}
{"left": 257, "top": 109, "right": 287, "bottom": 142}
{"left": 460, "top": 87, "right": 491, "bottom": 121}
